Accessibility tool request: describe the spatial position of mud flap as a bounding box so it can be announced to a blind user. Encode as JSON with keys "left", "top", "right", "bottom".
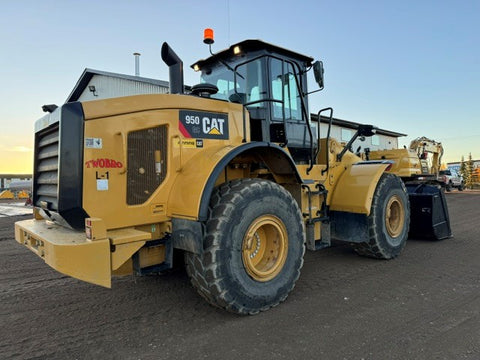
{"left": 406, "top": 184, "right": 452, "bottom": 240}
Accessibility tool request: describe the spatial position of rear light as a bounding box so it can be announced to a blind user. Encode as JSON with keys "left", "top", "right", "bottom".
{"left": 85, "top": 218, "right": 106, "bottom": 241}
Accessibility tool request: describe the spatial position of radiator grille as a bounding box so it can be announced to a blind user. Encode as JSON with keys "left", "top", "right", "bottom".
{"left": 127, "top": 126, "right": 168, "bottom": 205}
{"left": 34, "top": 123, "right": 60, "bottom": 210}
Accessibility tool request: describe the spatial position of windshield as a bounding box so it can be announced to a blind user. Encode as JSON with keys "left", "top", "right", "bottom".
{"left": 201, "top": 65, "right": 235, "bottom": 101}
{"left": 200, "top": 58, "right": 266, "bottom": 105}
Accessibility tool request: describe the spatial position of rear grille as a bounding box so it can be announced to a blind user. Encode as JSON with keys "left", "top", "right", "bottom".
{"left": 127, "top": 126, "right": 168, "bottom": 205}
{"left": 34, "top": 123, "right": 59, "bottom": 210}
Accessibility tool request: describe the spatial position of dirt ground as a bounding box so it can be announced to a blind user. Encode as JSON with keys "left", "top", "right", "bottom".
{"left": 1, "top": 192, "right": 479, "bottom": 360}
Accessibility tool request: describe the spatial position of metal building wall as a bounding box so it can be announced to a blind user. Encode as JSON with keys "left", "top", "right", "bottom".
{"left": 319, "top": 123, "right": 398, "bottom": 151}
{"left": 77, "top": 74, "right": 168, "bottom": 102}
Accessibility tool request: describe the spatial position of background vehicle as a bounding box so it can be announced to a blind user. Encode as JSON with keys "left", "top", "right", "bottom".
{"left": 438, "top": 169, "right": 464, "bottom": 191}
{"left": 368, "top": 136, "right": 444, "bottom": 182}
{"left": 15, "top": 31, "right": 451, "bottom": 314}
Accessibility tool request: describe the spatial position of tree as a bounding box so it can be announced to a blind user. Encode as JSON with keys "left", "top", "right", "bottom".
{"left": 466, "top": 153, "right": 475, "bottom": 189}
{"left": 459, "top": 155, "right": 467, "bottom": 181}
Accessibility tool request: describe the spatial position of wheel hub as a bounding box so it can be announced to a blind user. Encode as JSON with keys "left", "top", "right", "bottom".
{"left": 385, "top": 195, "right": 405, "bottom": 238}
{"left": 242, "top": 215, "right": 288, "bottom": 282}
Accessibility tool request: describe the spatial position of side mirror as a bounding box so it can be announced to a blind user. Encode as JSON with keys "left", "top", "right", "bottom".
{"left": 313, "top": 61, "right": 324, "bottom": 89}
{"left": 357, "top": 124, "right": 377, "bottom": 137}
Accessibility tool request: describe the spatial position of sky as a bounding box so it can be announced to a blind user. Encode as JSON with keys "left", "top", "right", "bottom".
{"left": 1, "top": 0, "right": 478, "bottom": 173}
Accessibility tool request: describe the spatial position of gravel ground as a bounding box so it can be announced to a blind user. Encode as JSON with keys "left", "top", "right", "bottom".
{"left": 1, "top": 192, "right": 479, "bottom": 360}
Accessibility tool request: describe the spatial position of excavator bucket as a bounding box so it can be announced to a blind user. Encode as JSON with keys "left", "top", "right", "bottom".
{"left": 406, "top": 184, "right": 452, "bottom": 240}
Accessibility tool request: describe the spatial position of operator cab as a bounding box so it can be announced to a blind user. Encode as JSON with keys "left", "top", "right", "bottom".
{"left": 191, "top": 40, "right": 319, "bottom": 164}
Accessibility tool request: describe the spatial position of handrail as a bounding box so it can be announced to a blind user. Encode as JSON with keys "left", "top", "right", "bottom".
{"left": 316, "top": 108, "right": 333, "bottom": 175}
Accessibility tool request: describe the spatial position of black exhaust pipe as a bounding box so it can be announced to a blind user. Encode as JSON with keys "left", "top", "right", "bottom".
{"left": 161, "top": 42, "right": 184, "bottom": 94}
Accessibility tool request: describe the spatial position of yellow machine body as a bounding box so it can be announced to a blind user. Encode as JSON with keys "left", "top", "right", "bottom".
{"left": 369, "top": 148, "right": 422, "bottom": 178}
{"left": 15, "top": 92, "right": 388, "bottom": 287}
{"left": 14, "top": 34, "right": 412, "bottom": 295}
{"left": 329, "top": 161, "right": 390, "bottom": 214}
{"left": 81, "top": 94, "right": 247, "bottom": 227}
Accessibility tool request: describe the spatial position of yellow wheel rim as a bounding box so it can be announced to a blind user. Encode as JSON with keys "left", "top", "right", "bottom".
{"left": 242, "top": 215, "right": 288, "bottom": 282}
{"left": 385, "top": 195, "right": 405, "bottom": 238}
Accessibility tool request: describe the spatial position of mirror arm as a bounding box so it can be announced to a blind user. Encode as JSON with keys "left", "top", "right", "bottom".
{"left": 337, "top": 131, "right": 360, "bottom": 162}
{"left": 304, "top": 88, "right": 323, "bottom": 96}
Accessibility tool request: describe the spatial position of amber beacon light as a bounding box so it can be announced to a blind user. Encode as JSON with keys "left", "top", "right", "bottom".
{"left": 203, "top": 28, "right": 214, "bottom": 44}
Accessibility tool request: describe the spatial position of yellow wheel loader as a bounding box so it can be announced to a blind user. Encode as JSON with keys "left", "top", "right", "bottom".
{"left": 15, "top": 33, "right": 450, "bottom": 314}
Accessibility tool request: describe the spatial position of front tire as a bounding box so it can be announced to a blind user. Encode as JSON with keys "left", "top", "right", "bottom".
{"left": 185, "top": 179, "right": 305, "bottom": 315}
{"left": 354, "top": 174, "right": 410, "bottom": 259}
{"left": 446, "top": 182, "right": 452, "bottom": 192}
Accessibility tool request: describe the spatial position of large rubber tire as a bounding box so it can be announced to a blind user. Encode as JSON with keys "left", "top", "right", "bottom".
{"left": 185, "top": 179, "right": 305, "bottom": 315}
{"left": 458, "top": 182, "right": 464, "bottom": 191}
{"left": 353, "top": 174, "right": 410, "bottom": 259}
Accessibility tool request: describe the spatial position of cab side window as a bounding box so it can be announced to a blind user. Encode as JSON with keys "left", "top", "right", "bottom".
{"left": 270, "top": 58, "right": 302, "bottom": 121}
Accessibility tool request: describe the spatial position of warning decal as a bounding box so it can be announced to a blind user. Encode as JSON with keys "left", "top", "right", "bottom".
{"left": 179, "top": 110, "right": 229, "bottom": 140}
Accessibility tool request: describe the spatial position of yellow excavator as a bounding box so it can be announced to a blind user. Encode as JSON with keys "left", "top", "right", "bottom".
{"left": 368, "top": 136, "right": 444, "bottom": 181}
{"left": 15, "top": 30, "right": 451, "bottom": 314}
{"left": 408, "top": 136, "right": 444, "bottom": 176}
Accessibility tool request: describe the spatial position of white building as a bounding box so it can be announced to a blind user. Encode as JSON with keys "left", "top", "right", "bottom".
{"left": 0, "top": 174, "right": 32, "bottom": 190}
{"left": 66, "top": 69, "right": 169, "bottom": 103}
{"left": 313, "top": 114, "right": 405, "bottom": 152}
{"left": 448, "top": 160, "right": 480, "bottom": 172}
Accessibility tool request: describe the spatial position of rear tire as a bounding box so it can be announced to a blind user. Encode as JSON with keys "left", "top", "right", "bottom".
{"left": 353, "top": 174, "right": 410, "bottom": 259}
{"left": 446, "top": 182, "right": 452, "bottom": 192}
{"left": 185, "top": 179, "right": 305, "bottom": 315}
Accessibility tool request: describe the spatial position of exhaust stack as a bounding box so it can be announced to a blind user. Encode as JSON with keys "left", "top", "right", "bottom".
{"left": 133, "top": 52, "right": 141, "bottom": 76}
{"left": 161, "top": 42, "right": 184, "bottom": 94}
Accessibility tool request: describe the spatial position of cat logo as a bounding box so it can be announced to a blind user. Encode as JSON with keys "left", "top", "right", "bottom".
{"left": 203, "top": 117, "right": 225, "bottom": 135}
{"left": 179, "top": 110, "right": 229, "bottom": 140}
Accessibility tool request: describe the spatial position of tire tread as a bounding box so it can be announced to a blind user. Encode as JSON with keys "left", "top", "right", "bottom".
{"left": 185, "top": 179, "right": 305, "bottom": 315}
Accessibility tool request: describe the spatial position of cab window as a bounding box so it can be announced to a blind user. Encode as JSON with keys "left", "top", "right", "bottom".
{"left": 200, "top": 66, "right": 235, "bottom": 101}
{"left": 235, "top": 58, "right": 266, "bottom": 106}
{"left": 270, "top": 58, "right": 302, "bottom": 121}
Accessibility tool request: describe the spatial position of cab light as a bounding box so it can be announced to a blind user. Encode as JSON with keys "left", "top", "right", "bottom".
{"left": 204, "top": 28, "right": 214, "bottom": 44}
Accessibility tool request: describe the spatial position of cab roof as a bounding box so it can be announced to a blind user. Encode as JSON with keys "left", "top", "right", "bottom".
{"left": 191, "top": 39, "right": 314, "bottom": 69}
